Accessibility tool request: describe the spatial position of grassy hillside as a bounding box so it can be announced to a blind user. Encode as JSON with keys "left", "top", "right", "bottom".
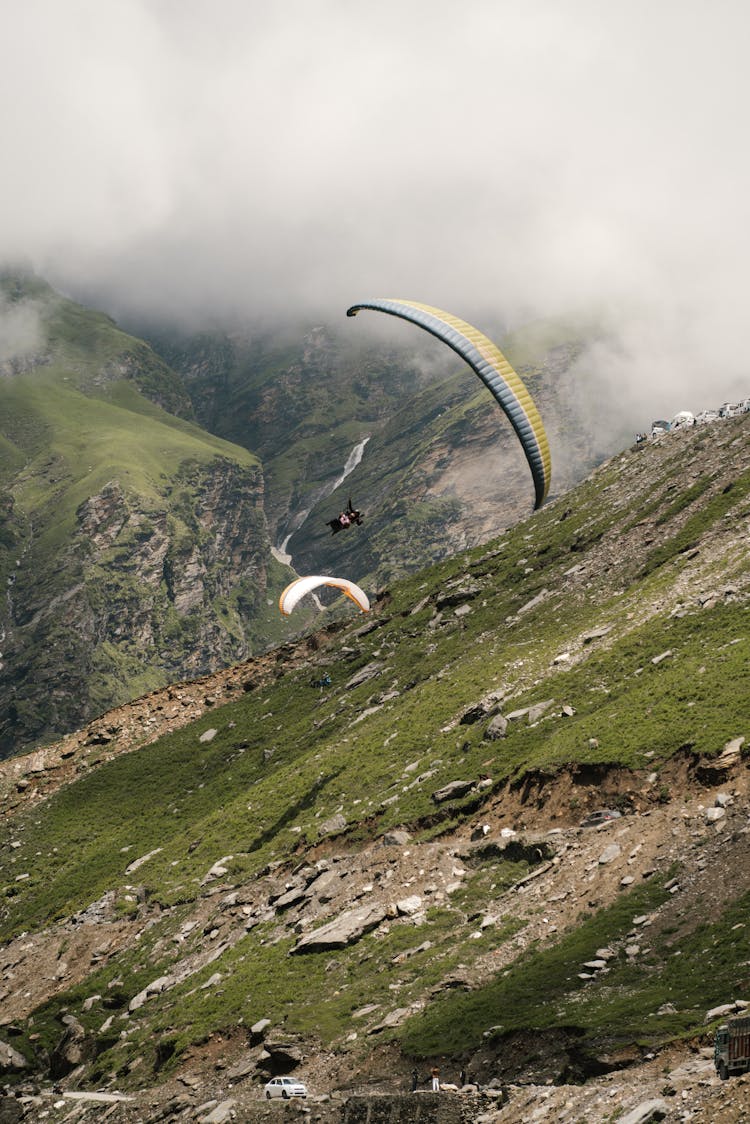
{"left": 0, "top": 412, "right": 748, "bottom": 1112}
{"left": 0, "top": 274, "right": 298, "bottom": 756}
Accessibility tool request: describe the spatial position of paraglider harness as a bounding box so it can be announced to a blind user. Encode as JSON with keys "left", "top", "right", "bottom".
{"left": 327, "top": 498, "right": 364, "bottom": 535}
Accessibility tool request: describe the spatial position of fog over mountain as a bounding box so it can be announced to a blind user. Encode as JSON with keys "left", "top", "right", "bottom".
{"left": 3, "top": 0, "right": 750, "bottom": 428}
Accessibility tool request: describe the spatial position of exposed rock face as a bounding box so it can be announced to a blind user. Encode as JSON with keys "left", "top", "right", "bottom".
{"left": 291, "top": 903, "right": 388, "bottom": 953}
{"left": 49, "top": 1015, "right": 91, "bottom": 1079}
{"left": 0, "top": 457, "right": 272, "bottom": 757}
{"left": 0, "top": 1039, "right": 27, "bottom": 1072}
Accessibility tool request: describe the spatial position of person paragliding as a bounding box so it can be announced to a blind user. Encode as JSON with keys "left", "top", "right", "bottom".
{"left": 278, "top": 575, "right": 370, "bottom": 615}
{"left": 327, "top": 497, "right": 364, "bottom": 535}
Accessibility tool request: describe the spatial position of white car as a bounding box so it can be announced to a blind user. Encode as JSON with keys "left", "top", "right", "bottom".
{"left": 264, "top": 1076, "right": 308, "bottom": 1099}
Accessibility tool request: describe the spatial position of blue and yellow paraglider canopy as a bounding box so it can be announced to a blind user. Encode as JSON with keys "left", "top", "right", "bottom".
{"left": 346, "top": 298, "right": 551, "bottom": 509}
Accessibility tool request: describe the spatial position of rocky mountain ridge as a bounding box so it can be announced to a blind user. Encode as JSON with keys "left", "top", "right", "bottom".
{"left": 0, "top": 274, "right": 301, "bottom": 757}
{"left": 1, "top": 412, "right": 749, "bottom": 1120}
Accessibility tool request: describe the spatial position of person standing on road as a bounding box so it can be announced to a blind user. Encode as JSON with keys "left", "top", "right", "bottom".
{"left": 431, "top": 1065, "right": 440, "bottom": 1091}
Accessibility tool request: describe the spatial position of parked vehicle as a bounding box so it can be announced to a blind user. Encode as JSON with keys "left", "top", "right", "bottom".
{"left": 715, "top": 1015, "right": 750, "bottom": 1079}
{"left": 264, "top": 1076, "right": 308, "bottom": 1099}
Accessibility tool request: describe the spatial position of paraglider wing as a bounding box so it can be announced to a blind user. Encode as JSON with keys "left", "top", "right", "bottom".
{"left": 279, "top": 575, "right": 370, "bottom": 616}
{"left": 346, "top": 298, "right": 551, "bottom": 509}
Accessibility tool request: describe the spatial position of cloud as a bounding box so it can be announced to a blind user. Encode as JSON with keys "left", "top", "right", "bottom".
{"left": 2, "top": 0, "right": 750, "bottom": 421}
{"left": 0, "top": 295, "right": 44, "bottom": 367}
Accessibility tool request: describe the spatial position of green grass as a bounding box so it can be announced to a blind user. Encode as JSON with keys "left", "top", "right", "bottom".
{"left": 8, "top": 848, "right": 533, "bottom": 1080}
{"left": 639, "top": 469, "right": 750, "bottom": 578}
{"left": 398, "top": 880, "right": 673, "bottom": 1057}
{"left": 3, "top": 568, "right": 747, "bottom": 942}
{"left": 2, "top": 291, "right": 750, "bottom": 1086}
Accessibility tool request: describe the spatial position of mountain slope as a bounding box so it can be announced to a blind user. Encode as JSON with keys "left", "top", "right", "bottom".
{"left": 149, "top": 320, "right": 615, "bottom": 586}
{"left": 0, "top": 413, "right": 748, "bottom": 1121}
{"left": 0, "top": 274, "right": 297, "bottom": 757}
{"left": 1, "top": 278, "right": 612, "bottom": 759}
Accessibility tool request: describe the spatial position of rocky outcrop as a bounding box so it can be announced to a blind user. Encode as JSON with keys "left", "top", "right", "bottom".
{"left": 291, "top": 903, "right": 388, "bottom": 953}
{"left": 0, "top": 1040, "right": 27, "bottom": 1073}
{"left": 0, "top": 456, "right": 275, "bottom": 758}
{"left": 48, "top": 1016, "right": 92, "bottom": 1079}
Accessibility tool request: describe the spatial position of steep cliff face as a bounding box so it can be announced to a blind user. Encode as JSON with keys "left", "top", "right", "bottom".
{"left": 0, "top": 275, "right": 293, "bottom": 758}
{"left": 1, "top": 456, "right": 275, "bottom": 757}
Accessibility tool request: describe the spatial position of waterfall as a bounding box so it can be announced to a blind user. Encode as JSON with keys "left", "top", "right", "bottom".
{"left": 329, "top": 436, "right": 370, "bottom": 494}
{"left": 272, "top": 437, "right": 370, "bottom": 567}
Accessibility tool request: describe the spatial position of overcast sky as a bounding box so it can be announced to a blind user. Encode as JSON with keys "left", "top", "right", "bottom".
{"left": 2, "top": 0, "right": 750, "bottom": 417}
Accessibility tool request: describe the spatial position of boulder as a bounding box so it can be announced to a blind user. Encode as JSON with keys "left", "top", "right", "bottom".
{"left": 583, "top": 626, "right": 612, "bottom": 643}
{"left": 618, "top": 1099, "right": 669, "bottom": 1124}
{"left": 367, "top": 1007, "right": 415, "bottom": 1033}
{"left": 396, "top": 895, "right": 422, "bottom": 916}
{"left": 460, "top": 702, "right": 491, "bottom": 725}
{"left": 382, "top": 829, "right": 411, "bottom": 846}
{"left": 505, "top": 707, "right": 530, "bottom": 721}
{"left": 705, "top": 1001, "right": 744, "bottom": 1022}
{"left": 516, "top": 588, "right": 549, "bottom": 615}
{"left": 201, "top": 856, "right": 234, "bottom": 885}
{"left": 345, "top": 662, "right": 384, "bottom": 689}
{"left": 263, "top": 1041, "right": 304, "bottom": 1068}
{"left": 432, "top": 780, "right": 475, "bottom": 804}
{"left": 436, "top": 583, "right": 481, "bottom": 608}
{"left": 0, "top": 1039, "right": 27, "bottom": 1072}
{"left": 198, "top": 1100, "right": 237, "bottom": 1124}
{"left": 527, "top": 699, "right": 555, "bottom": 724}
{"left": 318, "top": 813, "right": 347, "bottom": 837}
{"left": 200, "top": 972, "right": 222, "bottom": 990}
{"left": 696, "top": 736, "right": 745, "bottom": 781}
{"left": 125, "top": 847, "right": 163, "bottom": 874}
{"left": 225, "top": 1056, "right": 256, "bottom": 1081}
{"left": 129, "top": 975, "right": 174, "bottom": 1011}
{"left": 292, "top": 903, "right": 387, "bottom": 953}
{"left": 49, "top": 1016, "right": 90, "bottom": 1079}
{"left": 306, "top": 868, "right": 343, "bottom": 902}
{"left": 484, "top": 713, "right": 508, "bottom": 740}
{"left": 273, "top": 885, "right": 308, "bottom": 910}
{"left": 250, "top": 1018, "right": 271, "bottom": 1039}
